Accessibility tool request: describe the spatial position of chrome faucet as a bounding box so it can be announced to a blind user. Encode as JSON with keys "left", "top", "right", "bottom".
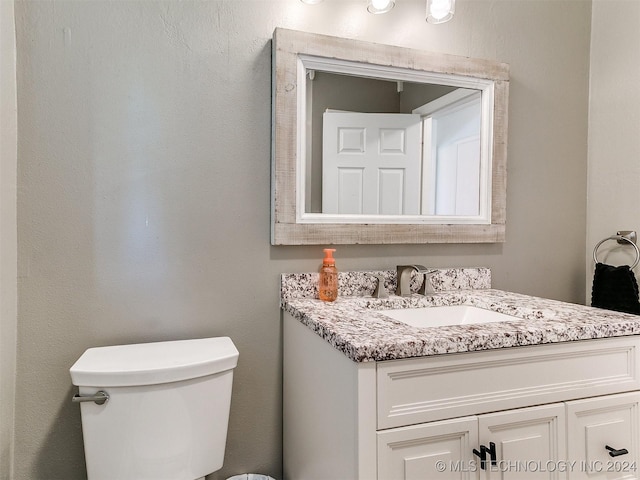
{"left": 396, "top": 265, "right": 438, "bottom": 296}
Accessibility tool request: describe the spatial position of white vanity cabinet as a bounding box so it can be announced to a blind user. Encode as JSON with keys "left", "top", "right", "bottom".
{"left": 378, "top": 393, "right": 640, "bottom": 480}
{"left": 283, "top": 312, "right": 640, "bottom": 480}
{"left": 378, "top": 403, "right": 566, "bottom": 479}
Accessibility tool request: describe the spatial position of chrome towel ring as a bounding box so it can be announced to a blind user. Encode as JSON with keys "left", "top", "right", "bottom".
{"left": 593, "top": 235, "right": 640, "bottom": 269}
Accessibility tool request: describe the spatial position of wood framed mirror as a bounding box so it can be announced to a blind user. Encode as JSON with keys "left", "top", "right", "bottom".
{"left": 271, "top": 28, "right": 509, "bottom": 245}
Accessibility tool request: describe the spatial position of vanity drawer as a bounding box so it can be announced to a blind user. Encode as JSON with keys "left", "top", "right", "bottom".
{"left": 376, "top": 336, "right": 640, "bottom": 429}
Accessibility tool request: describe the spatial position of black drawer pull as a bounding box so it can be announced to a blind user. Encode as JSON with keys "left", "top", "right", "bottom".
{"left": 473, "top": 443, "right": 497, "bottom": 470}
{"left": 473, "top": 445, "right": 487, "bottom": 470}
{"left": 606, "top": 445, "right": 629, "bottom": 457}
{"left": 488, "top": 442, "right": 497, "bottom": 466}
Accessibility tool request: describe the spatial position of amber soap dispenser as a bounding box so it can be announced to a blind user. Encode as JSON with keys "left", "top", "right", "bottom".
{"left": 319, "top": 248, "right": 338, "bottom": 302}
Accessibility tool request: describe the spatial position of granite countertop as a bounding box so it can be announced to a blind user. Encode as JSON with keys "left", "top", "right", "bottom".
{"left": 281, "top": 268, "right": 640, "bottom": 362}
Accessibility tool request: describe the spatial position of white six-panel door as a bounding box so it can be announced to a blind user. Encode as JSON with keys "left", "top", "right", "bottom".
{"left": 322, "top": 112, "right": 422, "bottom": 215}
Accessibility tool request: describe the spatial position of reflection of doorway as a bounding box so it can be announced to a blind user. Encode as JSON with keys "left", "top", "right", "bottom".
{"left": 433, "top": 134, "right": 481, "bottom": 215}
{"left": 322, "top": 112, "right": 422, "bottom": 215}
{"left": 414, "top": 90, "right": 482, "bottom": 216}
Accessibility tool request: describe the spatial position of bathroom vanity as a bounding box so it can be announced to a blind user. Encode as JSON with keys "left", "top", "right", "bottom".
{"left": 281, "top": 269, "right": 640, "bottom": 480}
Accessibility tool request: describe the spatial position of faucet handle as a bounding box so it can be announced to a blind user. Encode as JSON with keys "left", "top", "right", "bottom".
{"left": 418, "top": 270, "right": 439, "bottom": 295}
{"left": 366, "top": 273, "right": 389, "bottom": 298}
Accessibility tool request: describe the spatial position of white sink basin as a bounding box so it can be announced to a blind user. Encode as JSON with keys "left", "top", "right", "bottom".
{"left": 381, "top": 305, "right": 519, "bottom": 328}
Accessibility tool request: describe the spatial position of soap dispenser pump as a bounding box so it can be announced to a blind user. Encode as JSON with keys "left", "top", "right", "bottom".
{"left": 319, "top": 248, "right": 338, "bottom": 302}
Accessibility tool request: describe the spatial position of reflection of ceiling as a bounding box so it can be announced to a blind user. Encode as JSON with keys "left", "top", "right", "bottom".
{"left": 312, "top": 71, "right": 458, "bottom": 115}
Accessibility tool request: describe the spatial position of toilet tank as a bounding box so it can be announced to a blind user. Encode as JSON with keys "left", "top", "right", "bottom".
{"left": 70, "top": 337, "right": 239, "bottom": 480}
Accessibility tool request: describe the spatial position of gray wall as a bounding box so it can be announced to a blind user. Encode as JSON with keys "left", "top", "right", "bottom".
{"left": 586, "top": 0, "right": 640, "bottom": 294}
{"left": 0, "top": 1, "right": 17, "bottom": 478}
{"left": 13, "top": 1, "right": 591, "bottom": 479}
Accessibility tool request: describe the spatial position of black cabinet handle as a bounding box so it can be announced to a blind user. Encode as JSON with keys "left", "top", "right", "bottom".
{"left": 473, "top": 445, "right": 487, "bottom": 470}
{"left": 488, "top": 442, "right": 497, "bottom": 466}
{"left": 473, "top": 443, "right": 497, "bottom": 470}
{"left": 606, "top": 445, "right": 629, "bottom": 457}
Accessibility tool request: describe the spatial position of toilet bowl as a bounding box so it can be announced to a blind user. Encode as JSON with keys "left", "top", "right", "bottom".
{"left": 70, "top": 337, "right": 239, "bottom": 480}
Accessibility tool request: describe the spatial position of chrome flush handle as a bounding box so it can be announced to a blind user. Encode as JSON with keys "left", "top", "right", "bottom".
{"left": 72, "top": 390, "right": 110, "bottom": 406}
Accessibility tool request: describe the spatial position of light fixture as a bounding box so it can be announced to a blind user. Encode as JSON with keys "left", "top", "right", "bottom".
{"left": 299, "top": 0, "right": 404, "bottom": 16}
{"left": 367, "top": 0, "right": 395, "bottom": 14}
{"left": 426, "top": 0, "right": 455, "bottom": 24}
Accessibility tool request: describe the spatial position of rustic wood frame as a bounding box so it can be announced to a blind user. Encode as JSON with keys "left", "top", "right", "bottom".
{"left": 271, "top": 28, "right": 509, "bottom": 245}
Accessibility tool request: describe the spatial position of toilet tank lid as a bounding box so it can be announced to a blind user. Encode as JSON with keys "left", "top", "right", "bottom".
{"left": 69, "top": 337, "right": 239, "bottom": 387}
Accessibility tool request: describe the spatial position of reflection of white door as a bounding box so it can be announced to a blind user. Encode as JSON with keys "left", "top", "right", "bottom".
{"left": 434, "top": 134, "right": 481, "bottom": 215}
{"left": 416, "top": 91, "right": 482, "bottom": 216}
{"left": 322, "top": 112, "right": 421, "bottom": 215}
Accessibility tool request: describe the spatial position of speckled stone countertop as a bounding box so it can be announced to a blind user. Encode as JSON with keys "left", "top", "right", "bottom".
{"left": 281, "top": 268, "right": 640, "bottom": 362}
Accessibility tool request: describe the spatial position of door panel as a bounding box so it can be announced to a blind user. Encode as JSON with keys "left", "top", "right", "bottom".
{"left": 337, "top": 168, "right": 364, "bottom": 214}
{"left": 434, "top": 135, "right": 481, "bottom": 216}
{"left": 478, "top": 403, "right": 566, "bottom": 480}
{"left": 566, "top": 392, "right": 640, "bottom": 480}
{"left": 323, "top": 112, "right": 421, "bottom": 215}
{"left": 378, "top": 416, "right": 478, "bottom": 480}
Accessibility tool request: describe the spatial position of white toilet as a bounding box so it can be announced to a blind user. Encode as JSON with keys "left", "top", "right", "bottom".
{"left": 70, "top": 336, "right": 239, "bottom": 480}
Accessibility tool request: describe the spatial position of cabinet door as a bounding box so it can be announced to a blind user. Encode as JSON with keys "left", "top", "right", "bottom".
{"left": 377, "top": 416, "right": 478, "bottom": 480}
{"left": 566, "top": 391, "right": 640, "bottom": 480}
{"left": 478, "top": 403, "right": 566, "bottom": 480}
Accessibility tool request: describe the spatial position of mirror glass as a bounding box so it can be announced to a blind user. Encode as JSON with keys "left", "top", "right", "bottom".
{"left": 271, "top": 29, "right": 509, "bottom": 245}
{"left": 301, "top": 60, "right": 491, "bottom": 224}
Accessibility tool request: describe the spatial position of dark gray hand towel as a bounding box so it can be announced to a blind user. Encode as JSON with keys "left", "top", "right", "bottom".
{"left": 591, "top": 262, "right": 640, "bottom": 314}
